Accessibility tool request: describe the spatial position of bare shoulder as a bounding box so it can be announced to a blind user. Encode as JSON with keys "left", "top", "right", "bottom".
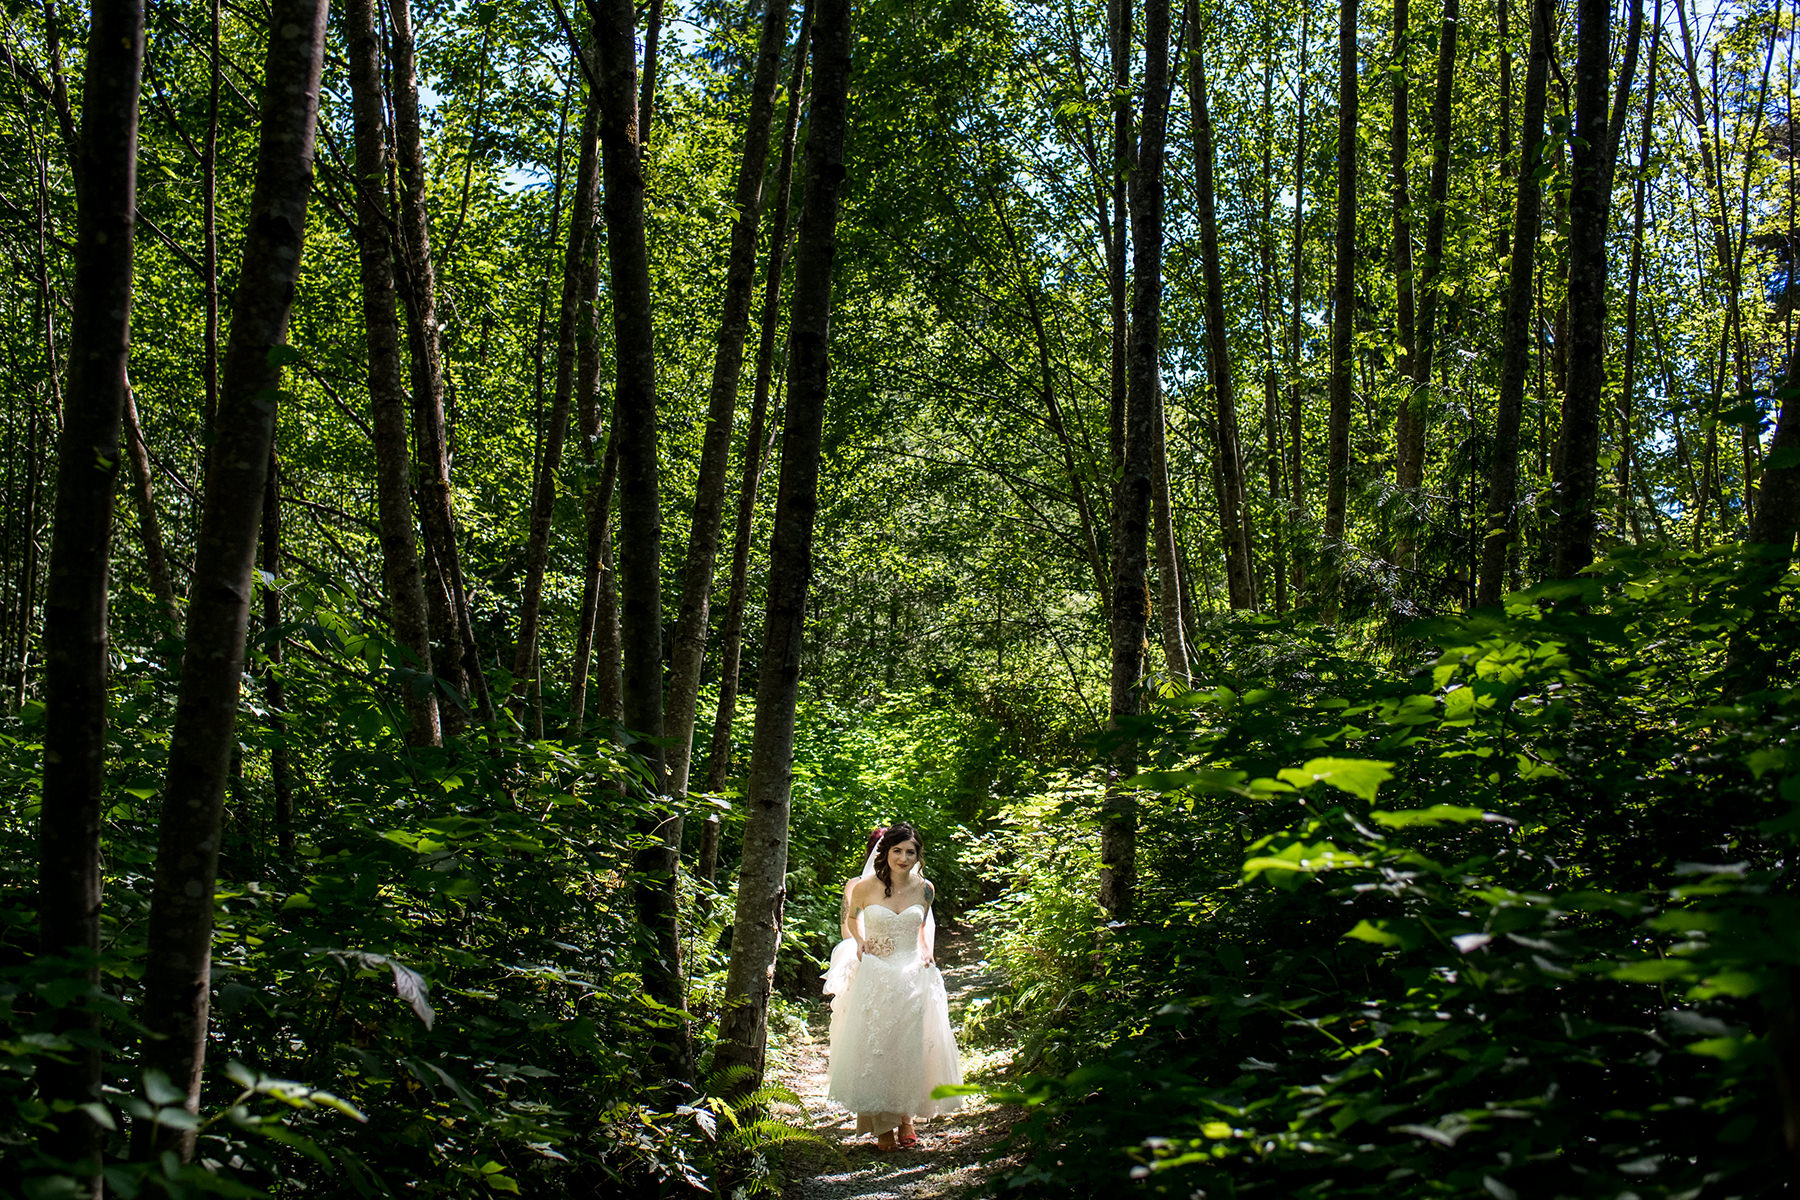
{"left": 848, "top": 875, "right": 880, "bottom": 909}
{"left": 922, "top": 878, "right": 936, "bottom": 907}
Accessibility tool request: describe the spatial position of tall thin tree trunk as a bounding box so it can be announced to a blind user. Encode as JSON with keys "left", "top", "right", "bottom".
{"left": 1553, "top": 0, "right": 1639, "bottom": 575}
{"left": 703, "top": 1, "right": 815, "bottom": 802}
{"left": 593, "top": 0, "right": 692, "bottom": 1082}
{"left": 1150, "top": 384, "right": 1188, "bottom": 684}
{"left": 665, "top": 0, "right": 796, "bottom": 798}
{"left": 638, "top": 0, "right": 666, "bottom": 145}
{"left": 1187, "top": 22, "right": 1254, "bottom": 610}
{"left": 1101, "top": 0, "right": 1170, "bottom": 921}
{"left": 13, "top": 398, "right": 42, "bottom": 711}
{"left": 1323, "top": 0, "right": 1361, "bottom": 614}
{"left": 1389, "top": 0, "right": 1419, "bottom": 567}
{"left": 1259, "top": 59, "right": 1288, "bottom": 614}
{"left": 1289, "top": 8, "right": 1310, "bottom": 594}
{"left": 512, "top": 86, "right": 603, "bottom": 702}
{"left": 202, "top": 0, "right": 220, "bottom": 448}
{"left": 711, "top": 0, "right": 853, "bottom": 1087}
{"left": 1108, "top": 0, "right": 1133, "bottom": 474}
{"left": 37, "top": 0, "right": 145, "bottom": 1186}
{"left": 567, "top": 72, "right": 611, "bottom": 738}
{"left": 1477, "top": 0, "right": 1553, "bottom": 606}
{"left": 1402, "top": 0, "right": 1460, "bottom": 573}
{"left": 137, "top": 0, "right": 326, "bottom": 1157}
{"left": 391, "top": 0, "right": 488, "bottom": 727}
{"left": 1618, "top": 2, "right": 1663, "bottom": 543}
{"left": 261, "top": 453, "right": 295, "bottom": 855}
{"left": 348, "top": 0, "right": 439, "bottom": 746}
{"left": 123, "top": 384, "right": 179, "bottom": 622}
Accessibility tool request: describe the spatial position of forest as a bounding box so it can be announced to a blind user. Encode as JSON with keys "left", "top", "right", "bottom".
{"left": 2, "top": 0, "right": 1799, "bottom": 1191}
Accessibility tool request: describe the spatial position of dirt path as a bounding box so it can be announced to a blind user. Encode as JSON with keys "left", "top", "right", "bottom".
{"left": 771, "top": 924, "right": 1022, "bottom": 1199}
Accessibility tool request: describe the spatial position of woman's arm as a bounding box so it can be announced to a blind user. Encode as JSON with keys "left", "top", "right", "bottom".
{"left": 919, "top": 880, "right": 937, "bottom": 967}
{"left": 842, "top": 878, "right": 867, "bottom": 955}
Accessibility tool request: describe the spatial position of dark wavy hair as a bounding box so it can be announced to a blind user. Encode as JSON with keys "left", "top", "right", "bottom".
{"left": 863, "top": 827, "right": 887, "bottom": 860}
{"left": 873, "top": 823, "right": 922, "bottom": 897}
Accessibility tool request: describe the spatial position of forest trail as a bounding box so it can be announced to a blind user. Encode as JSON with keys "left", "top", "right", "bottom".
{"left": 772, "top": 924, "right": 1022, "bottom": 1200}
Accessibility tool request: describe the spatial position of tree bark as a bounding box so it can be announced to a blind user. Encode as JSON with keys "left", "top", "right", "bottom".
{"left": 1101, "top": 0, "right": 1170, "bottom": 921}
{"left": 137, "top": 0, "right": 326, "bottom": 1156}
{"left": 567, "top": 85, "right": 612, "bottom": 738}
{"left": 512, "top": 85, "right": 603, "bottom": 704}
{"left": 1108, "top": 0, "right": 1134, "bottom": 476}
{"left": 1618, "top": 2, "right": 1662, "bottom": 544}
{"left": 390, "top": 0, "right": 487, "bottom": 727}
{"left": 1289, "top": 8, "right": 1310, "bottom": 594}
{"left": 347, "top": 0, "right": 439, "bottom": 747}
{"left": 1187, "top": 25, "right": 1254, "bottom": 611}
{"left": 1323, "top": 0, "right": 1360, "bottom": 614}
{"left": 37, "top": 0, "right": 145, "bottom": 1185}
{"left": 711, "top": 0, "right": 853, "bottom": 1087}
{"left": 1401, "top": 0, "right": 1460, "bottom": 573}
{"left": 261, "top": 453, "right": 296, "bottom": 856}
{"left": 1150, "top": 383, "right": 1188, "bottom": 684}
{"left": 665, "top": 0, "right": 796, "bottom": 798}
{"left": 1389, "top": 0, "right": 1420, "bottom": 568}
{"left": 703, "top": 1, "right": 813, "bottom": 798}
{"left": 1552, "top": 0, "right": 1638, "bottom": 576}
{"left": 1477, "top": 0, "right": 1553, "bottom": 607}
{"left": 1258, "top": 61, "right": 1288, "bottom": 614}
{"left": 592, "top": 0, "right": 692, "bottom": 1081}
{"left": 123, "top": 384, "right": 180, "bottom": 622}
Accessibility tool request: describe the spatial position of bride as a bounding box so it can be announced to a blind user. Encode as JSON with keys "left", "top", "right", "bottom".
{"left": 823, "top": 823, "right": 964, "bottom": 1151}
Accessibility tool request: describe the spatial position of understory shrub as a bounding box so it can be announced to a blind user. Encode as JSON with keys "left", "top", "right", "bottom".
{"left": 974, "top": 547, "right": 1800, "bottom": 1198}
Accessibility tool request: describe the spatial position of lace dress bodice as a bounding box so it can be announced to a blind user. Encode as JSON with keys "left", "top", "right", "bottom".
{"left": 859, "top": 902, "right": 924, "bottom": 964}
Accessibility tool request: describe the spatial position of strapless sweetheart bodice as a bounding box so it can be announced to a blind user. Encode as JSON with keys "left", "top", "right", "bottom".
{"left": 860, "top": 902, "right": 924, "bottom": 962}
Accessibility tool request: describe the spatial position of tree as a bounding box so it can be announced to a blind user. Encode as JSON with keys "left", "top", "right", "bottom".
{"left": 1399, "top": 0, "right": 1461, "bottom": 575}
{"left": 664, "top": 0, "right": 796, "bottom": 798}
{"left": 590, "top": 0, "right": 691, "bottom": 1081}
{"left": 347, "top": 0, "right": 438, "bottom": 746}
{"left": 37, "top": 0, "right": 144, "bottom": 1185}
{"left": 1100, "top": 0, "right": 1170, "bottom": 920}
{"left": 1552, "top": 0, "right": 1641, "bottom": 575}
{"left": 711, "top": 0, "right": 853, "bottom": 1085}
{"left": 512, "top": 79, "right": 602, "bottom": 709}
{"left": 1477, "top": 0, "right": 1553, "bottom": 608}
{"left": 1323, "top": 0, "right": 1360, "bottom": 614}
{"left": 137, "top": 0, "right": 327, "bottom": 1154}
{"left": 1187, "top": 18, "right": 1255, "bottom": 611}
{"left": 701, "top": 0, "right": 817, "bottom": 836}
{"left": 390, "top": 0, "right": 489, "bottom": 727}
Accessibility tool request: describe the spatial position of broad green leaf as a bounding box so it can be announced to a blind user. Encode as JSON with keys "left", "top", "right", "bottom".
{"left": 1276, "top": 758, "right": 1394, "bottom": 801}
{"left": 1369, "top": 805, "right": 1487, "bottom": 828}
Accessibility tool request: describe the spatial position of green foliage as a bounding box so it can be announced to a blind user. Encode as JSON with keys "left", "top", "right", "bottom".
{"left": 970, "top": 547, "right": 1800, "bottom": 1197}
{"left": 0, "top": 569, "right": 791, "bottom": 1198}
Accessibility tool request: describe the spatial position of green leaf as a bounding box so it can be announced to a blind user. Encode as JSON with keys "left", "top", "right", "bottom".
{"left": 1369, "top": 804, "right": 1488, "bottom": 828}
{"left": 266, "top": 344, "right": 304, "bottom": 367}
{"left": 1608, "top": 959, "right": 1696, "bottom": 982}
{"left": 143, "top": 1070, "right": 184, "bottom": 1106}
{"left": 1276, "top": 758, "right": 1394, "bottom": 801}
{"left": 1344, "top": 919, "right": 1418, "bottom": 949}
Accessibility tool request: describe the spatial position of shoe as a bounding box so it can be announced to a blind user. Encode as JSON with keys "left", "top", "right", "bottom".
{"left": 898, "top": 1125, "right": 918, "bottom": 1148}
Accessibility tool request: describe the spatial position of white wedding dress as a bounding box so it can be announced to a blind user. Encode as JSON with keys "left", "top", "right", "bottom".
{"left": 824, "top": 901, "right": 964, "bottom": 1134}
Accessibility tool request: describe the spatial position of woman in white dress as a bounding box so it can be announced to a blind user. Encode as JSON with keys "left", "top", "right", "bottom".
{"left": 824, "top": 823, "right": 964, "bottom": 1151}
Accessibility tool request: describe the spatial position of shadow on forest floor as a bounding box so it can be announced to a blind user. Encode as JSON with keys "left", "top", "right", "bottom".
{"left": 770, "top": 923, "right": 1023, "bottom": 1199}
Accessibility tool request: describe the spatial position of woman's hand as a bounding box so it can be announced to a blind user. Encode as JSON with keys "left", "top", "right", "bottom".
{"left": 921, "top": 952, "right": 935, "bottom": 969}
{"left": 855, "top": 937, "right": 867, "bottom": 960}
